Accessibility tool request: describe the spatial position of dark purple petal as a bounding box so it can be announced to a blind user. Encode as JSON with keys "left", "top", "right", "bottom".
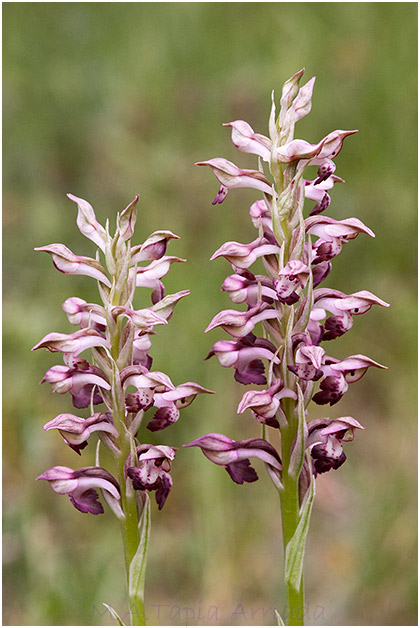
{"left": 311, "top": 261, "right": 331, "bottom": 287}
{"left": 151, "top": 280, "right": 165, "bottom": 305}
{"left": 253, "top": 410, "right": 280, "bottom": 428}
{"left": 69, "top": 488, "right": 104, "bottom": 515}
{"left": 274, "top": 276, "right": 301, "bottom": 305}
{"left": 225, "top": 460, "right": 258, "bottom": 484}
{"left": 155, "top": 472, "right": 172, "bottom": 510}
{"left": 71, "top": 386, "right": 103, "bottom": 409}
{"left": 312, "top": 239, "right": 342, "bottom": 264}
{"left": 212, "top": 185, "right": 229, "bottom": 205}
{"left": 67, "top": 439, "right": 89, "bottom": 455}
{"left": 146, "top": 405, "right": 180, "bottom": 432}
{"left": 235, "top": 358, "right": 267, "bottom": 385}
{"left": 313, "top": 376, "right": 346, "bottom": 406}
{"left": 279, "top": 291, "right": 300, "bottom": 305}
{"left": 125, "top": 391, "right": 154, "bottom": 413}
{"left": 311, "top": 444, "right": 346, "bottom": 475}
{"left": 127, "top": 464, "right": 160, "bottom": 491}
{"left": 321, "top": 315, "right": 353, "bottom": 340}
{"left": 309, "top": 192, "right": 330, "bottom": 216}
{"left": 288, "top": 364, "right": 323, "bottom": 381}
{"left": 132, "top": 350, "right": 153, "bottom": 370}
{"left": 314, "top": 160, "right": 336, "bottom": 183}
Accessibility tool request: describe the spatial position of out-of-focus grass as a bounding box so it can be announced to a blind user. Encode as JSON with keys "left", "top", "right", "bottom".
{"left": 3, "top": 3, "right": 417, "bottom": 626}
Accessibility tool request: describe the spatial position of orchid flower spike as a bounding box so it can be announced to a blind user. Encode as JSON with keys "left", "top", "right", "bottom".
{"left": 35, "top": 192, "right": 211, "bottom": 621}
{"left": 190, "top": 71, "right": 388, "bottom": 611}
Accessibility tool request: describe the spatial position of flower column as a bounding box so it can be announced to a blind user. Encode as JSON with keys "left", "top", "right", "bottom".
{"left": 189, "top": 69, "right": 388, "bottom": 626}
{"left": 34, "top": 194, "right": 213, "bottom": 625}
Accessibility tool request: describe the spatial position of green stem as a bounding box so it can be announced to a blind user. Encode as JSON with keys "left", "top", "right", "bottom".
{"left": 279, "top": 404, "right": 305, "bottom": 626}
{"left": 116, "top": 452, "right": 146, "bottom": 625}
{"left": 108, "top": 281, "right": 148, "bottom": 625}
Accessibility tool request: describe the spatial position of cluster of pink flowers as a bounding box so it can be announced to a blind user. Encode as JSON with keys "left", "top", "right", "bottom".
{"left": 187, "top": 69, "right": 388, "bottom": 491}
{"left": 34, "top": 194, "right": 212, "bottom": 514}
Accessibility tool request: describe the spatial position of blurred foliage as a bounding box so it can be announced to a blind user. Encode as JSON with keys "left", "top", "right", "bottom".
{"left": 3, "top": 2, "right": 417, "bottom": 626}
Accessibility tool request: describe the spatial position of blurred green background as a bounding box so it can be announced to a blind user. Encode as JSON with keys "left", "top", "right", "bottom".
{"left": 3, "top": 2, "right": 417, "bottom": 626}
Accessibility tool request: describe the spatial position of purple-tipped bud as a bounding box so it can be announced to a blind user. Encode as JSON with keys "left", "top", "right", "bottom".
{"left": 293, "top": 76, "right": 316, "bottom": 121}
{"left": 35, "top": 244, "right": 111, "bottom": 287}
{"left": 211, "top": 237, "right": 279, "bottom": 270}
{"left": 312, "top": 129, "right": 358, "bottom": 162}
{"left": 280, "top": 68, "right": 305, "bottom": 112}
{"left": 205, "top": 303, "right": 278, "bottom": 339}
{"left": 223, "top": 120, "right": 271, "bottom": 162}
{"left": 276, "top": 138, "right": 325, "bottom": 163}
{"left": 196, "top": 158, "right": 273, "bottom": 202}
{"left": 117, "top": 195, "right": 139, "bottom": 241}
{"left": 113, "top": 305, "right": 168, "bottom": 330}
{"left": 32, "top": 329, "right": 110, "bottom": 356}
{"left": 151, "top": 290, "right": 190, "bottom": 321}
{"left": 131, "top": 230, "right": 180, "bottom": 263}
{"left": 67, "top": 194, "right": 107, "bottom": 252}
{"left": 305, "top": 215, "right": 375, "bottom": 240}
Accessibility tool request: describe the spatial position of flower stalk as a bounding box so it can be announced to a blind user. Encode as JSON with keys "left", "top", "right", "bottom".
{"left": 189, "top": 68, "right": 388, "bottom": 625}
{"left": 34, "top": 194, "right": 213, "bottom": 625}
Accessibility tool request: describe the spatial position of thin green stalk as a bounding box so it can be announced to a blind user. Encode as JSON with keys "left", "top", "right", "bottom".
{"left": 279, "top": 410, "right": 305, "bottom": 626}
{"left": 108, "top": 262, "right": 149, "bottom": 626}
{"left": 116, "top": 447, "right": 147, "bottom": 626}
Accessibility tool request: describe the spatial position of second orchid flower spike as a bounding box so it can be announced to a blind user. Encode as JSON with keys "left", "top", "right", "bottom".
{"left": 189, "top": 68, "right": 388, "bottom": 626}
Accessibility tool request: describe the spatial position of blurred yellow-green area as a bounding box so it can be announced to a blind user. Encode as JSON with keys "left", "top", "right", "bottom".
{"left": 3, "top": 3, "right": 417, "bottom": 626}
